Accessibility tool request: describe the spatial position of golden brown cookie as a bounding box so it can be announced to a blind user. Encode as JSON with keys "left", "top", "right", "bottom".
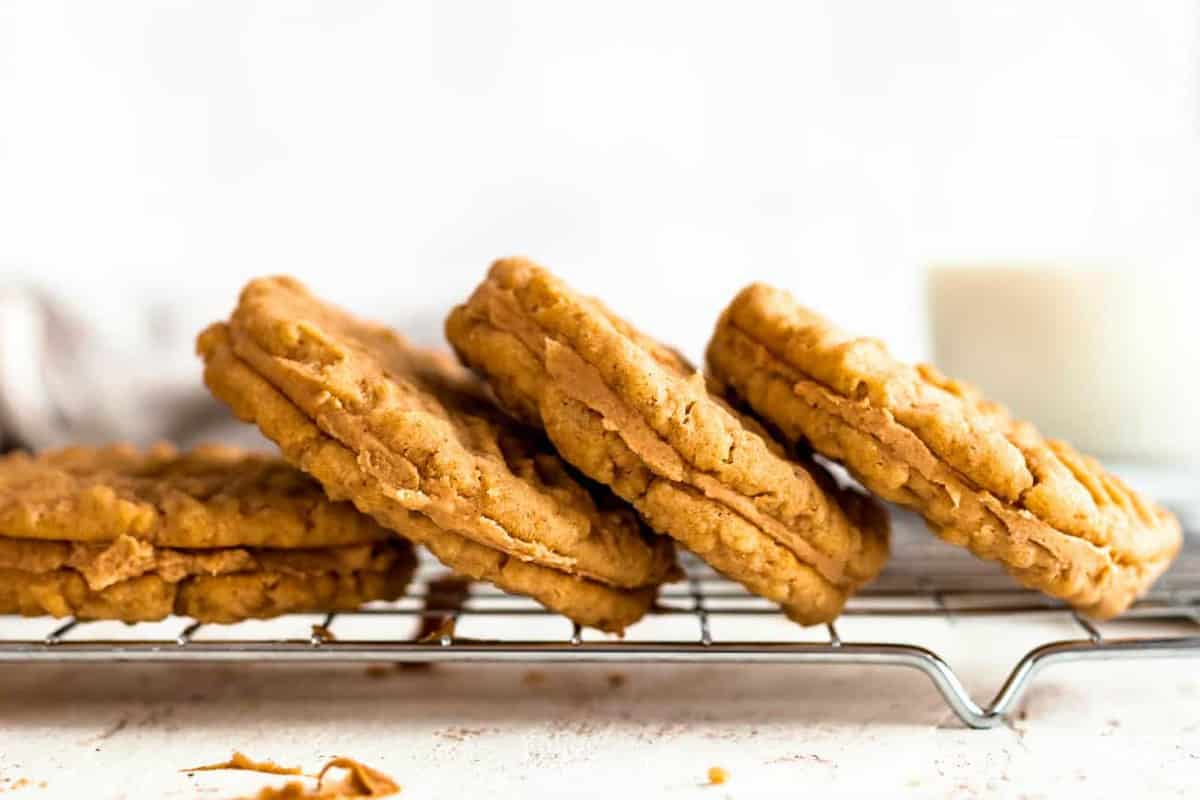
{"left": 706, "top": 283, "right": 1183, "bottom": 618}
{"left": 0, "top": 556, "right": 413, "bottom": 624}
{"left": 0, "top": 534, "right": 414, "bottom": 623}
{"left": 198, "top": 310, "right": 672, "bottom": 633}
{"left": 0, "top": 535, "right": 407, "bottom": 591}
{"left": 0, "top": 443, "right": 388, "bottom": 549}
{"left": 447, "top": 258, "right": 889, "bottom": 624}
{"left": 0, "top": 444, "right": 417, "bottom": 622}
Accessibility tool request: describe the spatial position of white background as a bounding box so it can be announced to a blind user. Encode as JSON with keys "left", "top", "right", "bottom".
{"left": 2, "top": 6, "right": 1199, "bottom": 797}
{"left": 2, "top": 1, "right": 1199, "bottom": 362}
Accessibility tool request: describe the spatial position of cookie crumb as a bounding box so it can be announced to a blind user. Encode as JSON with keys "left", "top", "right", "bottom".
{"left": 522, "top": 670, "right": 546, "bottom": 687}
{"left": 311, "top": 625, "right": 336, "bottom": 642}
{"left": 707, "top": 767, "right": 728, "bottom": 785}
{"left": 606, "top": 672, "right": 627, "bottom": 689}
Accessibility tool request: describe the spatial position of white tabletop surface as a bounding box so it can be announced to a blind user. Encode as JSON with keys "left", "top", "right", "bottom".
{"left": 3, "top": 515, "right": 1198, "bottom": 799}
{"left": 2, "top": 652, "right": 1197, "bottom": 798}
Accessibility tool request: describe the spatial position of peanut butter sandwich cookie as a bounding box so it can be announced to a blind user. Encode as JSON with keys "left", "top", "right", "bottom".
{"left": 707, "top": 283, "right": 1182, "bottom": 618}
{"left": 198, "top": 278, "right": 677, "bottom": 633}
{"left": 0, "top": 444, "right": 414, "bottom": 623}
{"left": 447, "top": 258, "right": 889, "bottom": 624}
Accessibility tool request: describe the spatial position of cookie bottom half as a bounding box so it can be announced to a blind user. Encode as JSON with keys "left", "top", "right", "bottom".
{"left": 0, "top": 564, "right": 415, "bottom": 624}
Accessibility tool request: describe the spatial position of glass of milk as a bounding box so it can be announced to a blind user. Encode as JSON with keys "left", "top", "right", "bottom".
{"left": 928, "top": 266, "right": 1199, "bottom": 466}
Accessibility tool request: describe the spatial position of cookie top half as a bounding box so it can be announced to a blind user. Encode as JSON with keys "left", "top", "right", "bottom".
{"left": 210, "top": 276, "right": 675, "bottom": 593}
{"left": 0, "top": 443, "right": 389, "bottom": 549}
{"left": 447, "top": 258, "right": 889, "bottom": 624}
{"left": 706, "top": 283, "right": 1182, "bottom": 618}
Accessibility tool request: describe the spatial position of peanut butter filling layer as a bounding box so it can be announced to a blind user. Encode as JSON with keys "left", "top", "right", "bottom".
{"left": 542, "top": 338, "right": 849, "bottom": 585}
{"left": 0, "top": 563, "right": 415, "bottom": 625}
{"left": 0, "top": 534, "right": 408, "bottom": 592}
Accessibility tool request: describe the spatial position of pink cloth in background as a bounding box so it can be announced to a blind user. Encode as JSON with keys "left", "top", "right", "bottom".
{"left": 0, "top": 283, "right": 445, "bottom": 453}
{"left": 0, "top": 286, "right": 264, "bottom": 451}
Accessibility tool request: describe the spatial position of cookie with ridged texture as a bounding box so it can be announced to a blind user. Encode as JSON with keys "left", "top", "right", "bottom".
{"left": 216, "top": 277, "right": 675, "bottom": 593}
{"left": 447, "top": 258, "right": 889, "bottom": 624}
{"left": 0, "top": 443, "right": 389, "bottom": 549}
{"left": 0, "top": 538, "right": 416, "bottom": 623}
{"left": 706, "top": 283, "right": 1182, "bottom": 618}
{"left": 198, "top": 321, "right": 667, "bottom": 633}
{"left": 0, "top": 534, "right": 409, "bottom": 589}
{"left": 0, "top": 563, "right": 414, "bottom": 624}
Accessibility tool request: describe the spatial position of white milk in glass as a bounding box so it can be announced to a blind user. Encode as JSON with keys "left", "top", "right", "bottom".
{"left": 928, "top": 266, "right": 1199, "bottom": 464}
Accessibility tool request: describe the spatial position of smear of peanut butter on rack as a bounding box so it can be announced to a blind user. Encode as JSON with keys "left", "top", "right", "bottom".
{"left": 185, "top": 752, "right": 399, "bottom": 798}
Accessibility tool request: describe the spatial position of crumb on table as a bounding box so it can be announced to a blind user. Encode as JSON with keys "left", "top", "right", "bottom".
{"left": 707, "top": 767, "right": 728, "bottom": 786}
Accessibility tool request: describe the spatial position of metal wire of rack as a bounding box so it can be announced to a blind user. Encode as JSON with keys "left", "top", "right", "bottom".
{"left": 1, "top": 516, "right": 1197, "bottom": 730}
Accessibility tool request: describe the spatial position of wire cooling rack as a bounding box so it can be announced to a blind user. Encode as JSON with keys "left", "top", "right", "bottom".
{"left": 1, "top": 514, "right": 1197, "bottom": 729}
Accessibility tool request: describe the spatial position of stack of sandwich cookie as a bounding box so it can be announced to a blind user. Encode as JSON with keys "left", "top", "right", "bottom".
{"left": 447, "top": 258, "right": 889, "bottom": 624}
{"left": 706, "top": 283, "right": 1183, "bottom": 618}
{"left": 0, "top": 444, "right": 415, "bottom": 623}
{"left": 198, "top": 277, "right": 677, "bottom": 634}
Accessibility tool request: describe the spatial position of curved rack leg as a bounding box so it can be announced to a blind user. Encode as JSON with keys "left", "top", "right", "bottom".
{"left": 859, "top": 635, "right": 1200, "bottom": 729}
{"left": 984, "top": 636, "right": 1200, "bottom": 721}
